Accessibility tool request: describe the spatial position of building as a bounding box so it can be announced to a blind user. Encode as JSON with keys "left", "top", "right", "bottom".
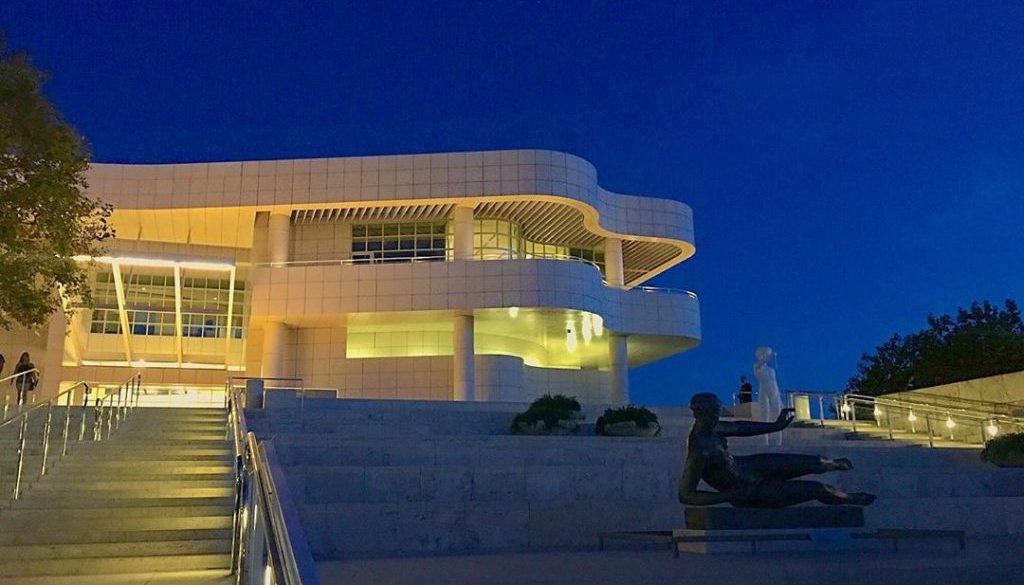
{"left": 6, "top": 149, "right": 700, "bottom": 405}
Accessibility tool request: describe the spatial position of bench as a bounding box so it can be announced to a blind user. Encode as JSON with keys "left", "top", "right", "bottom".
{"left": 599, "top": 528, "right": 966, "bottom": 556}
{"left": 859, "top": 528, "right": 966, "bottom": 552}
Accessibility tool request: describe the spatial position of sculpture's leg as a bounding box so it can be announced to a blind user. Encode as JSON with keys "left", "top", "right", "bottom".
{"left": 736, "top": 480, "right": 876, "bottom": 508}
{"left": 736, "top": 454, "right": 851, "bottom": 481}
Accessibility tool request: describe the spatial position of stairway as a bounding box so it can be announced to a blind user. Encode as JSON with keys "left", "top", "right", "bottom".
{"left": 247, "top": 398, "right": 1024, "bottom": 560}
{"left": 0, "top": 407, "right": 236, "bottom": 579}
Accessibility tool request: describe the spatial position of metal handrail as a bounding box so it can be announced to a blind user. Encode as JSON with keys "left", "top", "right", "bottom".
{"left": 0, "top": 380, "right": 91, "bottom": 501}
{"left": 228, "top": 384, "right": 320, "bottom": 585}
{"left": 840, "top": 392, "right": 1024, "bottom": 446}
{"left": 1, "top": 368, "right": 39, "bottom": 419}
{"left": 92, "top": 372, "right": 142, "bottom": 441}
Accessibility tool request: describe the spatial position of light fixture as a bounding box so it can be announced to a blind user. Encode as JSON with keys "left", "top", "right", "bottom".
{"left": 907, "top": 411, "right": 917, "bottom": 423}
{"left": 873, "top": 406, "right": 883, "bottom": 418}
{"left": 581, "top": 313, "right": 593, "bottom": 343}
{"left": 592, "top": 315, "right": 604, "bottom": 337}
{"left": 841, "top": 403, "right": 852, "bottom": 414}
{"left": 987, "top": 421, "right": 999, "bottom": 438}
{"left": 508, "top": 306, "right": 519, "bottom": 318}
{"left": 945, "top": 417, "right": 956, "bottom": 430}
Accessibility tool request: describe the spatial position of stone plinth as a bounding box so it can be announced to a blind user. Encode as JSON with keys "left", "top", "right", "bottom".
{"left": 685, "top": 506, "right": 864, "bottom": 530}
{"left": 676, "top": 506, "right": 872, "bottom": 554}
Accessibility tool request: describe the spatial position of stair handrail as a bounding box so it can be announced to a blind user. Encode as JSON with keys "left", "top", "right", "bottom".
{"left": 0, "top": 367, "right": 40, "bottom": 420}
{"left": 883, "top": 391, "right": 1024, "bottom": 417}
{"left": 838, "top": 392, "right": 1024, "bottom": 446}
{"left": 228, "top": 384, "right": 320, "bottom": 585}
{"left": 92, "top": 372, "right": 142, "bottom": 441}
{"left": 0, "top": 380, "right": 91, "bottom": 501}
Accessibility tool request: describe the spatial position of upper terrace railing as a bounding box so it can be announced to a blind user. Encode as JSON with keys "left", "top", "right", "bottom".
{"left": 251, "top": 250, "right": 699, "bottom": 299}
{"left": 226, "top": 377, "right": 320, "bottom": 585}
{"left": 787, "top": 389, "right": 1024, "bottom": 447}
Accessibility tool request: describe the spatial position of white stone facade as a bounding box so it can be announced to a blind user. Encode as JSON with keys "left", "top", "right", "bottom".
{"left": 11, "top": 149, "right": 701, "bottom": 404}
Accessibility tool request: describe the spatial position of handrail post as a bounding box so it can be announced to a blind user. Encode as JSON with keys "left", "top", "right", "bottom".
{"left": 106, "top": 394, "right": 114, "bottom": 440}
{"left": 93, "top": 398, "right": 103, "bottom": 441}
{"left": 13, "top": 415, "right": 28, "bottom": 500}
{"left": 40, "top": 403, "right": 53, "bottom": 476}
{"left": 3, "top": 394, "right": 8, "bottom": 420}
{"left": 817, "top": 395, "right": 825, "bottom": 427}
{"left": 79, "top": 385, "right": 91, "bottom": 441}
{"left": 925, "top": 415, "right": 934, "bottom": 448}
{"left": 61, "top": 391, "right": 73, "bottom": 457}
{"left": 849, "top": 398, "right": 858, "bottom": 433}
{"left": 886, "top": 409, "right": 894, "bottom": 440}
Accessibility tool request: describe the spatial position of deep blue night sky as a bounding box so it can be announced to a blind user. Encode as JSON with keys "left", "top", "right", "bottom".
{"left": 2, "top": 1, "right": 1022, "bottom": 405}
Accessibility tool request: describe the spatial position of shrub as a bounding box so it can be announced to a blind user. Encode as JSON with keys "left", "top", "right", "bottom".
{"left": 981, "top": 432, "right": 1024, "bottom": 467}
{"left": 510, "top": 394, "right": 583, "bottom": 435}
{"left": 595, "top": 405, "right": 660, "bottom": 436}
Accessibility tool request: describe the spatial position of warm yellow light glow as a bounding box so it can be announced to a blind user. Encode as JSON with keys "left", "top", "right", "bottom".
{"left": 840, "top": 403, "right": 852, "bottom": 415}
{"left": 945, "top": 417, "right": 956, "bottom": 430}
{"left": 873, "top": 406, "right": 883, "bottom": 418}
{"left": 592, "top": 315, "right": 604, "bottom": 337}
{"left": 581, "top": 313, "right": 593, "bottom": 343}
{"left": 566, "top": 327, "right": 578, "bottom": 353}
{"left": 79, "top": 359, "right": 236, "bottom": 370}
{"left": 907, "top": 411, "right": 917, "bottom": 423}
{"left": 264, "top": 563, "right": 274, "bottom": 585}
{"left": 987, "top": 421, "right": 999, "bottom": 437}
{"left": 508, "top": 306, "right": 519, "bottom": 318}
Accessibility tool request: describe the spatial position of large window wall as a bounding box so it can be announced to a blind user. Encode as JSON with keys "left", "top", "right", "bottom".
{"left": 346, "top": 218, "right": 603, "bottom": 269}
{"left": 350, "top": 222, "right": 448, "bottom": 263}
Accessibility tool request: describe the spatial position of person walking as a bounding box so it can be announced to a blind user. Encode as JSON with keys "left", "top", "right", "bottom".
{"left": 13, "top": 352, "right": 38, "bottom": 406}
{"left": 738, "top": 376, "right": 753, "bottom": 404}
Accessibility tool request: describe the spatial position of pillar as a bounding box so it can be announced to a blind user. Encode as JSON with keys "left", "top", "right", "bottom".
{"left": 609, "top": 333, "right": 629, "bottom": 404}
{"left": 604, "top": 237, "right": 624, "bottom": 288}
{"left": 261, "top": 320, "right": 288, "bottom": 381}
{"left": 268, "top": 213, "right": 291, "bottom": 265}
{"left": 452, "top": 206, "right": 475, "bottom": 261}
{"left": 453, "top": 313, "right": 475, "bottom": 401}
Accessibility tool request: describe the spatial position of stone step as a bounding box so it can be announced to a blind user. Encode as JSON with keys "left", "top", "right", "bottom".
{"left": 27, "top": 485, "right": 235, "bottom": 498}
{"left": 11, "top": 496, "right": 234, "bottom": 510}
{"left": 0, "top": 552, "right": 231, "bottom": 577}
{"left": 1, "top": 504, "right": 234, "bottom": 521}
{"left": 0, "top": 514, "right": 233, "bottom": 534}
{"left": 50, "top": 463, "right": 234, "bottom": 475}
{"left": 0, "top": 539, "right": 231, "bottom": 561}
{"left": 30, "top": 477, "right": 234, "bottom": 489}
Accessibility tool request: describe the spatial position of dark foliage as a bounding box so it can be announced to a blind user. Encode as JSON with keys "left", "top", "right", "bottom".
{"left": 510, "top": 394, "right": 581, "bottom": 433}
{"left": 981, "top": 432, "right": 1024, "bottom": 466}
{"left": 847, "top": 300, "right": 1024, "bottom": 396}
{"left": 595, "top": 405, "right": 659, "bottom": 435}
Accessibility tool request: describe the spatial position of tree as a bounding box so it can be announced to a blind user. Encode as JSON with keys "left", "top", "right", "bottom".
{"left": 847, "top": 299, "right": 1024, "bottom": 396}
{"left": 0, "top": 40, "right": 112, "bottom": 330}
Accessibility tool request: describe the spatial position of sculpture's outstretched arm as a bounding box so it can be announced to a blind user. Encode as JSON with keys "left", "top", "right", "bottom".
{"left": 716, "top": 409, "right": 795, "bottom": 437}
{"left": 677, "top": 454, "right": 735, "bottom": 506}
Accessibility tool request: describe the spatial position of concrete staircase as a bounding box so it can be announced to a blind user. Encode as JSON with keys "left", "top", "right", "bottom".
{"left": 247, "top": 398, "right": 1024, "bottom": 560}
{"left": 0, "top": 407, "right": 235, "bottom": 578}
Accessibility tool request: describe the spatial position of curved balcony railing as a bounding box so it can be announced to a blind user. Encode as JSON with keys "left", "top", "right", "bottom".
{"left": 250, "top": 251, "right": 699, "bottom": 300}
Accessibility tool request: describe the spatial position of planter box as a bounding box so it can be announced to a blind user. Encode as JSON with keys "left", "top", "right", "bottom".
{"left": 600, "top": 421, "right": 661, "bottom": 437}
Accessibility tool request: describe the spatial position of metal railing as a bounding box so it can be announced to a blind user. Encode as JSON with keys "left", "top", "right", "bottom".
{"left": 92, "top": 373, "right": 142, "bottom": 441}
{"left": 788, "top": 389, "right": 1024, "bottom": 447}
{"left": 228, "top": 382, "right": 320, "bottom": 585}
{"left": 1, "top": 368, "right": 40, "bottom": 420}
{"left": 0, "top": 371, "right": 140, "bottom": 503}
{"left": 250, "top": 252, "right": 699, "bottom": 299}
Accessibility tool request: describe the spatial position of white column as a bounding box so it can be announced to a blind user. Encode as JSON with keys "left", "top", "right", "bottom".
{"left": 453, "top": 313, "right": 475, "bottom": 401}
{"left": 452, "top": 206, "right": 475, "bottom": 261}
{"left": 268, "top": 213, "right": 291, "bottom": 265}
{"left": 604, "top": 237, "right": 624, "bottom": 288}
{"left": 609, "top": 333, "right": 629, "bottom": 404}
{"left": 261, "top": 321, "right": 287, "bottom": 381}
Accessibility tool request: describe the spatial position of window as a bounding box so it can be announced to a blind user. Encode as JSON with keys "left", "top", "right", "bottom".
{"left": 351, "top": 221, "right": 448, "bottom": 263}
{"left": 89, "top": 309, "right": 122, "bottom": 334}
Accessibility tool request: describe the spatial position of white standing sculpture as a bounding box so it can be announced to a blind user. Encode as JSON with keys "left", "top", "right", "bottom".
{"left": 754, "top": 346, "right": 783, "bottom": 446}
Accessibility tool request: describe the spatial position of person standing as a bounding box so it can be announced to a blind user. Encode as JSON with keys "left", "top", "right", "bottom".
{"left": 13, "top": 352, "right": 38, "bottom": 406}
{"left": 738, "top": 376, "right": 753, "bottom": 404}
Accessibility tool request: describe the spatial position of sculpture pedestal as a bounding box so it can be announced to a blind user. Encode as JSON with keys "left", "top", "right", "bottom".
{"left": 676, "top": 506, "right": 875, "bottom": 554}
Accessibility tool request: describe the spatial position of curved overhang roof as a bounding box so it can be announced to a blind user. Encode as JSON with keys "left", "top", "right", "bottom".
{"left": 86, "top": 149, "right": 695, "bottom": 286}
